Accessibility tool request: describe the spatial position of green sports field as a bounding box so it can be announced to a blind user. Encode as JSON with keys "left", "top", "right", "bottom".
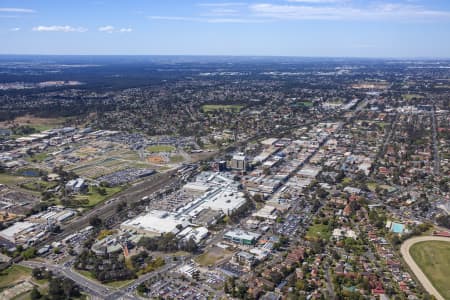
{"left": 410, "top": 241, "right": 450, "bottom": 300}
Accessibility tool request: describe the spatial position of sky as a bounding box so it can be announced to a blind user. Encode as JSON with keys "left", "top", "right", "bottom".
{"left": 1, "top": 0, "right": 450, "bottom": 58}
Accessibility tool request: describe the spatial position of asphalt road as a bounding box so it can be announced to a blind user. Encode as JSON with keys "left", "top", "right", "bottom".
{"left": 24, "top": 258, "right": 182, "bottom": 299}
{"left": 20, "top": 260, "right": 115, "bottom": 299}
{"left": 431, "top": 106, "right": 440, "bottom": 176}
{"left": 108, "top": 261, "right": 179, "bottom": 299}
{"left": 19, "top": 258, "right": 177, "bottom": 300}
{"left": 400, "top": 236, "right": 450, "bottom": 300}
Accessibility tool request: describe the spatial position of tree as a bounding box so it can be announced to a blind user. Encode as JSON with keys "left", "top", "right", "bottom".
{"left": 97, "top": 187, "right": 107, "bottom": 196}
{"left": 30, "top": 287, "right": 41, "bottom": 300}
{"left": 436, "top": 215, "right": 450, "bottom": 229}
{"left": 137, "top": 283, "right": 147, "bottom": 294}
{"left": 49, "top": 278, "right": 63, "bottom": 298}
{"left": 116, "top": 202, "right": 126, "bottom": 213}
{"left": 181, "top": 237, "right": 198, "bottom": 253}
{"left": 22, "top": 247, "right": 37, "bottom": 259}
{"left": 89, "top": 215, "right": 103, "bottom": 228}
{"left": 296, "top": 280, "right": 305, "bottom": 291}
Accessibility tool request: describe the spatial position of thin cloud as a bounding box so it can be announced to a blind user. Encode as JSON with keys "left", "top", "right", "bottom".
{"left": 149, "top": 16, "right": 203, "bottom": 22}
{"left": 0, "top": 7, "right": 35, "bottom": 13}
{"left": 98, "top": 25, "right": 115, "bottom": 33}
{"left": 287, "top": 0, "right": 346, "bottom": 3}
{"left": 206, "top": 8, "right": 240, "bottom": 16}
{"left": 10, "top": 27, "right": 21, "bottom": 31}
{"left": 207, "top": 18, "right": 267, "bottom": 23}
{"left": 149, "top": 15, "right": 266, "bottom": 23}
{"left": 119, "top": 28, "right": 133, "bottom": 32}
{"left": 287, "top": 0, "right": 350, "bottom": 4}
{"left": 32, "top": 25, "right": 88, "bottom": 32}
{"left": 249, "top": 3, "right": 450, "bottom": 20}
{"left": 98, "top": 25, "right": 132, "bottom": 33}
{"left": 197, "top": 2, "right": 247, "bottom": 7}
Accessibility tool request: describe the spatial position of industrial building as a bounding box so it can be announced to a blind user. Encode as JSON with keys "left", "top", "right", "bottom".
{"left": 27, "top": 206, "right": 75, "bottom": 224}
{"left": 0, "top": 221, "right": 47, "bottom": 246}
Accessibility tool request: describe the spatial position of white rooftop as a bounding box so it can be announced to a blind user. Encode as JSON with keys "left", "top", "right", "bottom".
{"left": 121, "top": 210, "right": 188, "bottom": 235}
{"left": 0, "top": 222, "right": 36, "bottom": 242}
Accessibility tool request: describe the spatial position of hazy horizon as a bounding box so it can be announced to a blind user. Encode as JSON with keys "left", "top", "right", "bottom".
{"left": 2, "top": 0, "right": 450, "bottom": 58}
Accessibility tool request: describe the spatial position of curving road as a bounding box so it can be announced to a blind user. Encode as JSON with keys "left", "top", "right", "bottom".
{"left": 400, "top": 236, "right": 450, "bottom": 300}
{"left": 20, "top": 259, "right": 180, "bottom": 299}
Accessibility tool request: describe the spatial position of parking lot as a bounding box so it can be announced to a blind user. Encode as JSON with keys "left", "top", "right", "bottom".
{"left": 97, "top": 168, "right": 155, "bottom": 186}
{"left": 143, "top": 278, "right": 215, "bottom": 300}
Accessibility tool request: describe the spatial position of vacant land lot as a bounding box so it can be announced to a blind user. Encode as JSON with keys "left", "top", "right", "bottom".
{"left": 410, "top": 241, "right": 450, "bottom": 300}
{"left": 306, "top": 223, "right": 331, "bottom": 241}
{"left": 195, "top": 247, "right": 232, "bottom": 267}
{"left": 202, "top": 104, "right": 244, "bottom": 113}
{"left": 0, "top": 265, "right": 32, "bottom": 290}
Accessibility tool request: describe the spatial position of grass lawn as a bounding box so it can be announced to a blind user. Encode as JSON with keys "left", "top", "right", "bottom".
{"left": 146, "top": 145, "right": 176, "bottom": 153}
{"left": 10, "top": 125, "right": 56, "bottom": 139}
{"left": 0, "top": 173, "right": 28, "bottom": 185}
{"left": 97, "top": 229, "right": 117, "bottom": 240}
{"left": 367, "top": 182, "right": 378, "bottom": 192}
{"left": 410, "top": 241, "right": 450, "bottom": 300}
{"left": 21, "top": 180, "right": 57, "bottom": 192}
{"left": 76, "top": 270, "right": 96, "bottom": 280}
{"left": 195, "top": 247, "right": 232, "bottom": 267}
{"left": 377, "top": 122, "right": 390, "bottom": 129}
{"left": 169, "top": 155, "right": 184, "bottom": 163}
{"left": 202, "top": 104, "right": 244, "bottom": 113}
{"left": 306, "top": 224, "right": 331, "bottom": 241}
{"left": 0, "top": 265, "right": 32, "bottom": 290}
{"left": 328, "top": 98, "right": 344, "bottom": 104}
{"left": 0, "top": 115, "right": 66, "bottom": 134}
{"left": 342, "top": 177, "right": 352, "bottom": 185}
{"left": 74, "top": 186, "right": 123, "bottom": 207}
{"left": 298, "top": 101, "right": 313, "bottom": 107}
{"left": 380, "top": 184, "right": 397, "bottom": 193}
{"left": 105, "top": 279, "right": 134, "bottom": 288}
{"left": 76, "top": 269, "right": 133, "bottom": 288}
{"left": 26, "top": 152, "right": 49, "bottom": 163}
{"left": 402, "top": 94, "right": 424, "bottom": 101}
